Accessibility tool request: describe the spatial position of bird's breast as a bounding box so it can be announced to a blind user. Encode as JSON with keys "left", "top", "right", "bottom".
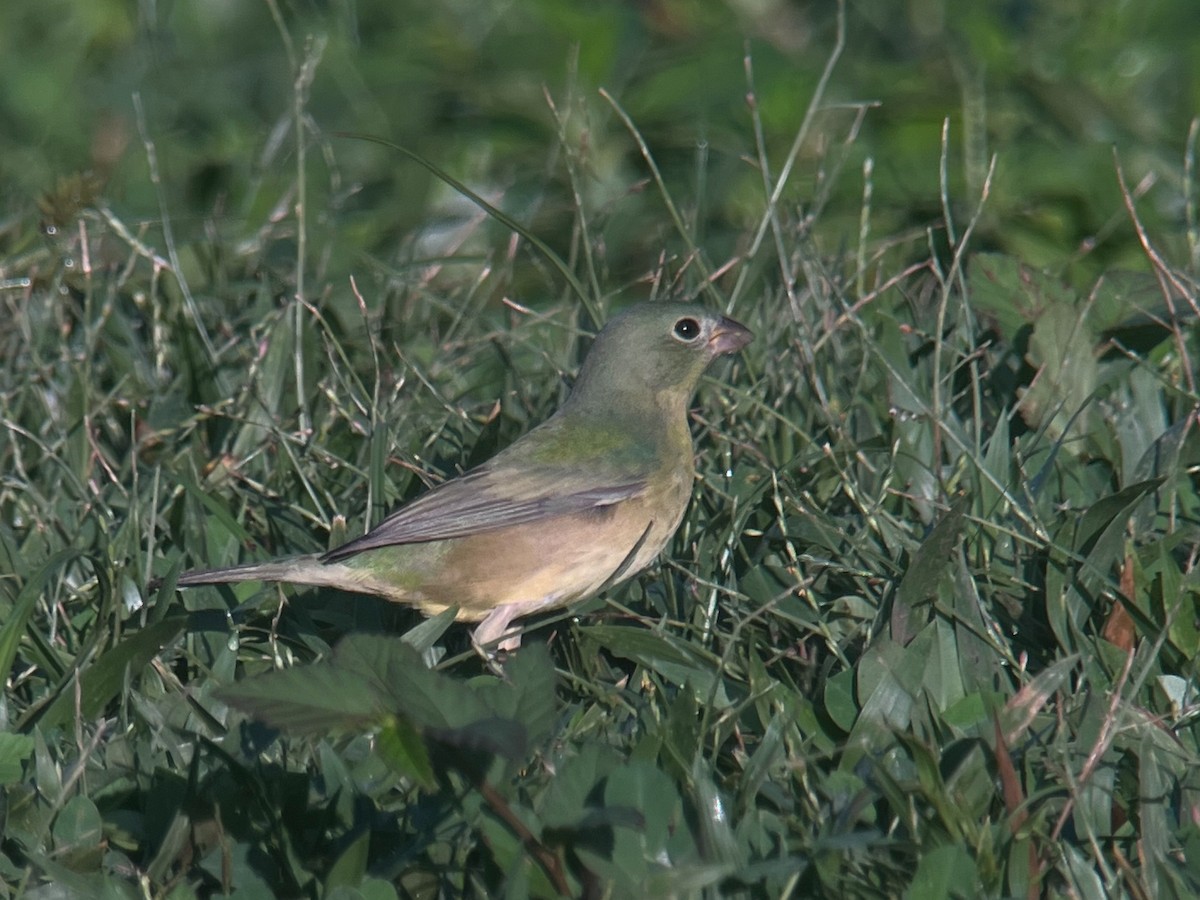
{"left": 348, "top": 473, "right": 693, "bottom": 622}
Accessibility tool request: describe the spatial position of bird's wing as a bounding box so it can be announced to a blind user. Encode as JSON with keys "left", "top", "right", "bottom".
{"left": 321, "top": 465, "right": 647, "bottom": 562}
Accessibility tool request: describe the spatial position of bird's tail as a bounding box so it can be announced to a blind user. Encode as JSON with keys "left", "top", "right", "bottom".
{"left": 175, "top": 555, "right": 340, "bottom": 590}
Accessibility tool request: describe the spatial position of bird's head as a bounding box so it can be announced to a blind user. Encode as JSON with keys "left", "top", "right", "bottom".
{"left": 566, "top": 302, "right": 753, "bottom": 417}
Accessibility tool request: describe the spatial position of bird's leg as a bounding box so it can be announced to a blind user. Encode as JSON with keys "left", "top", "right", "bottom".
{"left": 471, "top": 604, "right": 526, "bottom": 658}
{"left": 470, "top": 590, "right": 581, "bottom": 659}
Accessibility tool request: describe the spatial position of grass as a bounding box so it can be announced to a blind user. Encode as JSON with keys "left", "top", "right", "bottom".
{"left": 3, "top": 13, "right": 1200, "bottom": 900}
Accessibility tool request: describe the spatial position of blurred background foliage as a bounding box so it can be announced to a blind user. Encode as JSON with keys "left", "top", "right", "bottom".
{"left": 3, "top": 0, "right": 1198, "bottom": 294}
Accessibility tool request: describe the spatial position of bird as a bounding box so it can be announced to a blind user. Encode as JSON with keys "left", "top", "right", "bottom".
{"left": 175, "top": 302, "right": 753, "bottom": 651}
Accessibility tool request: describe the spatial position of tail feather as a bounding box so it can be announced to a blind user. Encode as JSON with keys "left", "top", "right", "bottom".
{"left": 176, "top": 555, "right": 336, "bottom": 589}
{"left": 174, "top": 555, "right": 412, "bottom": 607}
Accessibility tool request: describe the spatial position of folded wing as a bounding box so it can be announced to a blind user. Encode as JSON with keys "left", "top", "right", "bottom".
{"left": 321, "top": 465, "right": 646, "bottom": 561}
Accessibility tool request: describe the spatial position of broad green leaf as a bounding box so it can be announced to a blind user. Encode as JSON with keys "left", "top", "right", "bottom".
{"left": 38, "top": 617, "right": 187, "bottom": 730}
{"left": 906, "top": 843, "right": 978, "bottom": 899}
{"left": 220, "top": 665, "right": 390, "bottom": 734}
{"left": 1046, "top": 480, "right": 1162, "bottom": 648}
{"left": 376, "top": 716, "right": 436, "bottom": 790}
{"left": 1019, "top": 298, "right": 1100, "bottom": 447}
{"left": 923, "top": 616, "right": 966, "bottom": 711}
{"left": 582, "top": 625, "right": 719, "bottom": 699}
{"left": 357, "top": 880, "right": 401, "bottom": 900}
{"left": 736, "top": 704, "right": 791, "bottom": 810}
{"left": 824, "top": 668, "right": 858, "bottom": 734}
{"left": 331, "top": 633, "right": 485, "bottom": 729}
{"left": 1073, "top": 479, "right": 1162, "bottom": 559}
{"left": 479, "top": 642, "right": 558, "bottom": 749}
{"left": 399, "top": 606, "right": 459, "bottom": 654}
{"left": 325, "top": 829, "right": 371, "bottom": 894}
{"left": 1138, "top": 734, "right": 1171, "bottom": 899}
{"left": 892, "top": 495, "right": 969, "bottom": 645}
{"left": 539, "top": 742, "right": 622, "bottom": 831}
{"left": 662, "top": 683, "right": 701, "bottom": 775}
{"left": 952, "top": 554, "right": 1000, "bottom": 693}
{"left": 691, "top": 758, "right": 740, "bottom": 868}
{"left": 0, "top": 549, "right": 80, "bottom": 684}
{"left": 1001, "top": 656, "right": 1078, "bottom": 744}
{"left": 604, "top": 761, "right": 680, "bottom": 884}
{"left": 978, "top": 407, "right": 1012, "bottom": 518}
{"left": 967, "top": 254, "right": 1041, "bottom": 340}
{"left": 52, "top": 795, "right": 103, "bottom": 850}
{"left": 1072, "top": 761, "right": 1115, "bottom": 855}
{"left": 1115, "top": 367, "right": 1168, "bottom": 489}
{"left": 24, "top": 849, "right": 131, "bottom": 896}
{"left": 847, "top": 627, "right": 937, "bottom": 762}
{"left": 223, "top": 634, "right": 555, "bottom": 780}
{"left": 1060, "top": 842, "right": 1106, "bottom": 898}
{"left": 475, "top": 806, "right": 567, "bottom": 900}
{"left": 177, "top": 471, "right": 255, "bottom": 552}
{"left": 0, "top": 732, "right": 33, "bottom": 784}
{"left": 941, "top": 693, "right": 998, "bottom": 732}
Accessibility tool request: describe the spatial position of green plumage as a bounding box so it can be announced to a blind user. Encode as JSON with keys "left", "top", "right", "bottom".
{"left": 176, "top": 302, "right": 752, "bottom": 650}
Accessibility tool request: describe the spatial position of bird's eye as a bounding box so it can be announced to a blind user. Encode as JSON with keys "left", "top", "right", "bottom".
{"left": 672, "top": 317, "right": 701, "bottom": 342}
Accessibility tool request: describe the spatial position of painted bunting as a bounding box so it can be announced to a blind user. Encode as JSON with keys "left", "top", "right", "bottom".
{"left": 176, "top": 302, "right": 752, "bottom": 650}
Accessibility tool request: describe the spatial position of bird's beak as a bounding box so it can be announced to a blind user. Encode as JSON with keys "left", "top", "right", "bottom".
{"left": 708, "top": 315, "right": 754, "bottom": 355}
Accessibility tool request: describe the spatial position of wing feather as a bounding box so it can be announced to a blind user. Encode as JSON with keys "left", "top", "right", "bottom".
{"left": 321, "top": 466, "right": 646, "bottom": 562}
